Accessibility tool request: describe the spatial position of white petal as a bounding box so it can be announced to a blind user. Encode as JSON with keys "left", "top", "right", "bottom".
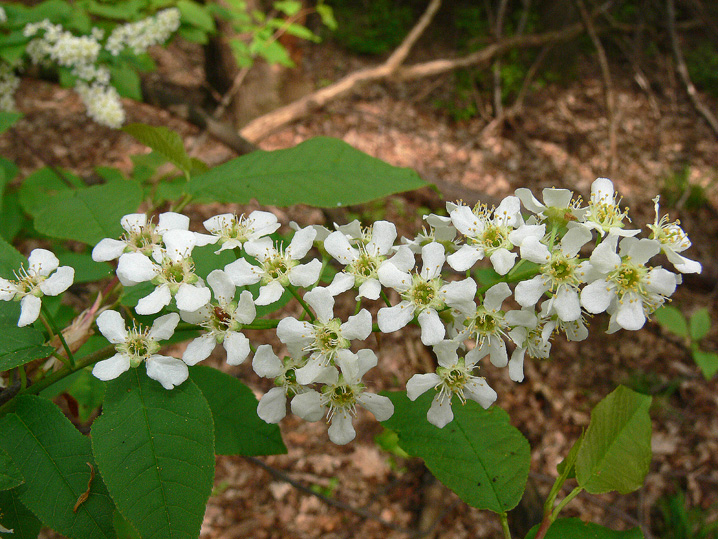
{"left": 665, "top": 250, "right": 702, "bottom": 274}
{"left": 442, "top": 278, "right": 476, "bottom": 308}
{"left": 340, "top": 309, "right": 372, "bottom": 340}
{"left": 175, "top": 283, "right": 211, "bottom": 312}
{"left": 487, "top": 337, "right": 509, "bottom": 368}
{"left": 288, "top": 259, "right": 322, "bottom": 287}
{"left": 324, "top": 231, "right": 358, "bottom": 265}
{"left": 589, "top": 236, "right": 620, "bottom": 274}
{"left": 117, "top": 252, "right": 157, "bottom": 283}
{"left": 182, "top": 333, "right": 216, "bottom": 365}
{"left": 148, "top": 312, "right": 180, "bottom": 340}
{"left": 357, "top": 278, "right": 381, "bottom": 300}
{"left": 92, "top": 353, "right": 131, "bottom": 381}
{"left": 367, "top": 221, "right": 397, "bottom": 255}
{"left": 418, "top": 309, "right": 445, "bottom": 345}
{"left": 96, "top": 310, "right": 129, "bottom": 343}
{"left": 591, "top": 177, "right": 614, "bottom": 204}
{"left": 490, "top": 249, "right": 518, "bottom": 275}
{"left": 406, "top": 373, "right": 441, "bottom": 400}
{"left": 235, "top": 290, "right": 256, "bottom": 324}
{"left": 157, "top": 212, "right": 190, "bottom": 234}
{"left": 560, "top": 226, "right": 592, "bottom": 258}
{"left": 496, "top": 196, "right": 521, "bottom": 226}
{"left": 290, "top": 390, "right": 325, "bottom": 422}
{"left": 0, "top": 277, "right": 17, "bottom": 300}
{"left": 464, "top": 378, "right": 497, "bottom": 408}
{"left": 295, "top": 357, "right": 328, "bottom": 385}
{"left": 247, "top": 210, "right": 280, "bottom": 238}
{"left": 542, "top": 187, "right": 574, "bottom": 208}
{"left": 483, "top": 282, "right": 512, "bottom": 312}
{"left": 377, "top": 301, "right": 414, "bottom": 333}
{"left": 28, "top": 249, "right": 59, "bottom": 276}
{"left": 515, "top": 276, "right": 548, "bottom": 308}
{"left": 580, "top": 280, "right": 613, "bottom": 314}
{"left": 135, "top": 284, "right": 172, "bottom": 315}
{"left": 327, "top": 272, "right": 355, "bottom": 296}
{"left": 433, "top": 339, "right": 461, "bottom": 368}
{"left": 508, "top": 348, "right": 526, "bottom": 382}
{"left": 286, "top": 226, "right": 317, "bottom": 260}
{"left": 450, "top": 205, "right": 482, "bottom": 237}
{"left": 303, "top": 287, "right": 335, "bottom": 322}
{"left": 163, "top": 229, "right": 196, "bottom": 262}
{"left": 427, "top": 395, "right": 454, "bottom": 428}
{"left": 553, "top": 286, "right": 581, "bottom": 322}
{"left": 38, "top": 266, "right": 74, "bottom": 296}
{"left": 224, "top": 332, "right": 251, "bottom": 365}
{"left": 646, "top": 268, "right": 678, "bottom": 296}
{"left": 18, "top": 295, "right": 41, "bottom": 327}
{"left": 224, "top": 258, "right": 262, "bottom": 286}
{"left": 203, "top": 213, "right": 234, "bottom": 234}
{"left": 180, "top": 304, "right": 211, "bottom": 325}
{"left": 121, "top": 213, "right": 146, "bottom": 234}
{"left": 277, "top": 318, "right": 313, "bottom": 346}
{"left": 387, "top": 245, "right": 416, "bottom": 272}
{"left": 257, "top": 387, "right": 287, "bottom": 423}
{"left": 328, "top": 410, "right": 356, "bottom": 445}
{"left": 509, "top": 223, "right": 546, "bottom": 247}
{"left": 358, "top": 393, "right": 394, "bottom": 421}
{"left": 92, "top": 238, "right": 127, "bottom": 261}
{"left": 377, "top": 262, "right": 411, "bottom": 292}
{"left": 355, "top": 349, "right": 378, "bottom": 378}
{"left": 519, "top": 236, "right": 550, "bottom": 264}
{"left": 615, "top": 292, "right": 646, "bottom": 330}
{"left": 146, "top": 355, "right": 189, "bottom": 389}
{"left": 244, "top": 237, "right": 274, "bottom": 260}
{"left": 207, "top": 269, "right": 235, "bottom": 304}
{"left": 252, "top": 344, "right": 284, "bottom": 378}
{"left": 515, "top": 187, "right": 545, "bottom": 213}
{"left": 628, "top": 238, "right": 660, "bottom": 266}
{"left": 420, "top": 242, "right": 445, "bottom": 280}
{"left": 255, "top": 281, "right": 285, "bottom": 306}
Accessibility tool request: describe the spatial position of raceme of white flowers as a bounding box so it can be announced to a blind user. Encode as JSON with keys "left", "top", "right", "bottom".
{"left": 2, "top": 179, "right": 701, "bottom": 444}
{"left": 1, "top": 9, "right": 181, "bottom": 127}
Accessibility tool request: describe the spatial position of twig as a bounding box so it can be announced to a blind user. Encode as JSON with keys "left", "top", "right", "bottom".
{"left": 666, "top": 0, "right": 718, "bottom": 138}
{"left": 239, "top": 0, "right": 442, "bottom": 143}
{"left": 575, "top": 0, "right": 617, "bottom": 177}
{"left": 492, "top": 0, "right": 510, "bottom": 118}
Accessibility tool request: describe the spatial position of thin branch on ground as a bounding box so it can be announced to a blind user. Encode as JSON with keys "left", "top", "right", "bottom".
{"left": 575, "top": 0, "right": 617, "bottom": 177}
{"left": 666, "top": 0, "right": 718, "bottom": 138}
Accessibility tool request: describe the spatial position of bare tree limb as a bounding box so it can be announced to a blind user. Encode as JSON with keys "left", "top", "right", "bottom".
{"left": 575, "top": 0, "right": 617, "bottom": 176}
{"left": 492, "top": 0, "right": 510, "bottom": 117}
{"left": 239, "top": 0, "right": 442, "bottom": 143}
{"left": 666, "top": 0, "right": 718, "bottom": 138}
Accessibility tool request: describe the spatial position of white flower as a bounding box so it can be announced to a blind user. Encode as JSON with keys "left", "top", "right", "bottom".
{"left": 406, "top": 340, "right": 497, "bottom": 428}
{"left": 105, "top": 8, "right": 181, "bottom": 56}
{"left": 514, "top": 226, "right": 593, "bottom": 321}
{"left": 581, "top": 236, "right": 678, "bottom": 331}
{"left": 277, "top": 287, "right": 372, "bottom": 384}
{"left": 515, "top": 187, "right": 587, "bottom": 225}
{"left": 453, "top": 282, "right": 512, "bottom": 368}
{"left": 401, "top": 213, "right": 458, "bottom": 254}
{"left": 324, "top": 220, "right": 401, "bottom": 300}
{"left": 647, "top": 196, "right": 701, "bottom": 274}
{"left": 202, "top": 210, "right": 280, "bottom": 254}
{"left": 117, "top": 229, "right": 210, "bottom": 315}
{"left": 75, "top": 81, "right": 125, "bottom": 128}
{"left": 0, "top": 249, "right": 74, "bottom": 327}
{"left": 290, "top": 350, "right": 394, "bottom": 445}
{"left": 224, "top": 226, "right": 321, "bottom": 306}
{"left": 582, "top": 178, "right": 640, "bottom": 238}
{"left": 377, "top": 242, "right": 475, "bottom": 346}
{"left": 180, "top": 270, "right": 255, "bottom": 366}
{"left": 447, "top": 196, "right": 526, "bottom": 275}
{"left": 252, "top": 344, "right": 313, "bottom": 424}
{"left": 505, "top": 308, "right": 551, "bottom": 382}
{"left": 92, "top": 310, "right": 187, "bottom": 389}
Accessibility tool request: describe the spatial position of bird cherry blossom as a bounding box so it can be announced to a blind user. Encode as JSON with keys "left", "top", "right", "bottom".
{"left": 515, "top": 187, "right": 587, "bottom": 228}
{"left": 202, "top": 210, "right": 280, "bottom": 254}
{"left": 92, "top": 310, "right": 187, "bottom": 389}
{"left": 505, "top": 308, "right": 551, "bottom": 382}
{"left": 582, "top": 178, "right": 640, "bottom": 238}
{"left": 0, "top": 249, "right": 74, "bottom": 327}
{"left": 406, "top": 340, "right": 497, "bottom": 428}
{"left": 647, "top": 196, "right": 702, "bottom": 274}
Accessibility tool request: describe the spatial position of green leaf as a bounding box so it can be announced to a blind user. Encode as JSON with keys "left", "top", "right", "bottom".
{"left": 188, "top": 137, "right": 425, "bottom": 207}
{"left": 653, "top": 305, "right": 688, "bottom": 338}
{"left": 29, "top": 180, "right": 143, "bottom": 245}
{"left": 556, "top": 431, "right": 584, "bottom": 480}
{"left": 123, "top": 123, "right": 192, "bottom": 174}
{"left": 0, "top": 447, "right": 24, "bottom": 490}
{"left": 56, "top": 250, "right": 112, "bottom": 283}
{"left": 525, "top": 518, "right": 644, "bottom": 538}
{"left": 381, "top": 391, "right": 530, "bottom": 513}
{"left": 190, "top": 366, "right": 287, "bottom": 456}
{"left": 689, "top": 308, "right": 711, "bottom": 341}
{"left": 575, "top": 386, "right": 652, "bottom": 494}
{"left": 0, "top": 302, "right": 21, "bottom": 328}
{"left": 0, "top": 327, "right": 55, "bottom": 370}
{"left": 316, "top": 4, "right": 337, "bottom": 30}
{"left": 177, "top": 0, "right": 215, "bottom": 32}
{"left": 18, "top": 167, "right": 81, "bottom": 216}
{"left": 1, "top": 189, "right": 26, "bottom": 242}
{"left": 0, "top": 112, "right": 23, "bottom": 135}
{"left": 0, "top": 395, "right": 116, "bottom": 539}
{"left": 0, "top": 488, "right": 42, "bottom": 539}
{"left": 112, "top": 510, "right": 141, "bottom": 539}
{"left": 693, "top": 350, "right": 718, "bottom": 380}
{"left": 178, "top": 25, "right": 209, "bottom": 44}
{"left": 273, "top": 1, "right": 302, "bottom": 16}
{"left": 91, "top": 369, "right": 215, "bottom": 539}
{"left": 0, "top": 233, "right": 25, "bottom": 279}
{"left": 109, "top": 64, "right": 142, "bottom": 101}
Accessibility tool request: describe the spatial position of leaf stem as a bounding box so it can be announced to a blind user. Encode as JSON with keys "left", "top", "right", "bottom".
{"left": 41, "top": 306, "right": 75, "bottom": 367}
{"left": 171, "top": 193, "right": 193, "bottom": 213}
{"left": 550, "top": 485, "right": 582, "bottom": 521}
{"left": 499, "top": 511, "right": 512, "bottom": 539}
{"left": 287, "top": 285, "right": 316, "bottom": 322}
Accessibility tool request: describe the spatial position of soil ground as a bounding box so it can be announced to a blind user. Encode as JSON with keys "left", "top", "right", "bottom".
{"left": 3, "top": 25, "right": 718, "bottom": 539}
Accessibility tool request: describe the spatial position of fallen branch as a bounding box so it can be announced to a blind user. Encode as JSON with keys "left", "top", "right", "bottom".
{"left": 666, "top": 0, "right": 718, "bottom": 138}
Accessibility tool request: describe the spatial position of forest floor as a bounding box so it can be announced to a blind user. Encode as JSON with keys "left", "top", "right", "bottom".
{"left": 4, "top": 28, "right": 718, "bottom": 539}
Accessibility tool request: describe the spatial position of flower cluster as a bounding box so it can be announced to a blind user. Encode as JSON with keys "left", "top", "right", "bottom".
{"left": 0, "top": 61, "right": 20, "bottom": 112}
{"left": 6, "top": 178, "right": 691, "bottom": 443}
{"left": 7, "top": 9, "right": 180, "bottom": 127}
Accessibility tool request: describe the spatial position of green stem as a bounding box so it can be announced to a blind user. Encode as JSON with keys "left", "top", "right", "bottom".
{"left": 18, "top": 367, "right": 27, "bottom": 391}
{"left": 41, "top": 306, "right": 75, "bottom": 367}
{"left": 380, "top": 290, "right": 392, "bottom": 307}
{"left": 0, "top": 344, "right": 116, "bottom": 417}
{"left": 287, "top": 285, "right": 316, "bottom": 322}
{"left": 499, "top": 512, "right": 512, "bottom": 539}
{"left": 171, "top": 193, "right": 193, "bottom": 213}
{"left": 477, "top": 264, "right": 541, "bottom": 295}
{"left": 550, "top": 486, "right": 582, "bottom": 521}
